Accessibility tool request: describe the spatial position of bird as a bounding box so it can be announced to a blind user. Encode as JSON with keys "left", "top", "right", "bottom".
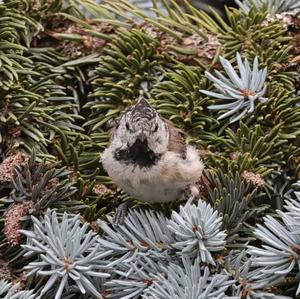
{"left": 101, "top": 99, "right": 204, "bottom": 225}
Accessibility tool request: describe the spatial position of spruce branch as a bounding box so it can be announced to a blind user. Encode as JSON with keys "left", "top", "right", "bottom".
{"left": 105, "top": 255, "right": 167, "bottom": 299}
{"left": 88, "top": 0, "right": 221, "bottom": 65}
{"left": 222, "top": 122, "right": 285, "bottom": 175}
{"left": 168, "top": 199, "right": 226, "bottom": 264}
{"left": 236, "top": 0, "right": 300, "bottom": 15}
{"left": 21, "top": 209, "right": 111, "bottom": 299}
{"left": 7, "top": 151, "right": 81, "bottom": 214}
{"left": 152, "top": 64, "right": 218, "bottom": 138}
{"left": 97, "top": 208, "right": 175, "bottom": 261}
{"left": 0, "top": 0, "right": 41, "bottom": 84}
{"left": 1, "top": 51, "right": 82, "bottom": 154}
{"left": 225, "top": 250, "right": 292, "bottom": 298}
{"left": 0, "top": 279, "right": 36, "bottom": 299}
{"left": 205, "top": 170, "right": 259, "bottom": 246}
{"left": 248, "top": 187, "right": 300, "bottom": 296}
{"left": 144, "top": 257, "right": 237, "bottom": 299}
{"left": 200, "top": 52, "right": 268, "bottom": 123}
{"left": 86, "top": 28, "right": 163, "bottom": 132}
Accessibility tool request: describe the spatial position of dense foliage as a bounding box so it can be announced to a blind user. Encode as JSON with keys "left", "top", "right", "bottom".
{"left": 0, "top": 0, "right": 299, "bottom": 298}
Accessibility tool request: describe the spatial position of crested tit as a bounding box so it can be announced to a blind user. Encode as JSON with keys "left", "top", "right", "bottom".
{"left": 101, "top": 99, "right": 204, "bottom": 223}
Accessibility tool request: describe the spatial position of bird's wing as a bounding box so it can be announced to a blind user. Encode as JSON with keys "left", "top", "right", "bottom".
{"left": 164, "top": 119, "right": 187, "bottom": 158}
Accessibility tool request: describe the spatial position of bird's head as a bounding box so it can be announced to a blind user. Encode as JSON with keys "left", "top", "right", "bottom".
{"left": 111, "top": 99, "right": 169, "bottom": 164}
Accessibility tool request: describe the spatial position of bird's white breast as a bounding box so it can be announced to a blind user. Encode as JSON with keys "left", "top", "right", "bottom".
{"left": 101, "top": 146, "right": 204, "bottom": 203}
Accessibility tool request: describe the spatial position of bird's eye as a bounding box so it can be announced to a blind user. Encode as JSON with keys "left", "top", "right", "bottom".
{"left": 153, "top": 124, "right": 158, "bottom": 132}
{"left": 126, "top": 122, "right": 130, "bottom": 130}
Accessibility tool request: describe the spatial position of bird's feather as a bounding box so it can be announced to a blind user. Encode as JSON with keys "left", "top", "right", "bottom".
{"left": 165, "top": 119, "right": 186, "bottom": 159}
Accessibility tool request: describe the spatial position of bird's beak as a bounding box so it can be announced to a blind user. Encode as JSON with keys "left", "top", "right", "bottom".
{"left": 137, "top": 132, "right": 147, "bottom": 143}
{"left": 132, "top": 131, "right": 148, "bottom": 154}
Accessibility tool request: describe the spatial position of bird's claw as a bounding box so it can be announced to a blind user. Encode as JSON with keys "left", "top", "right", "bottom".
{"left": 184, "top": 184, "right": 199, "bottom": 198}
{"left": 113, "top": 201, "right": 132, "bottom": 228}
